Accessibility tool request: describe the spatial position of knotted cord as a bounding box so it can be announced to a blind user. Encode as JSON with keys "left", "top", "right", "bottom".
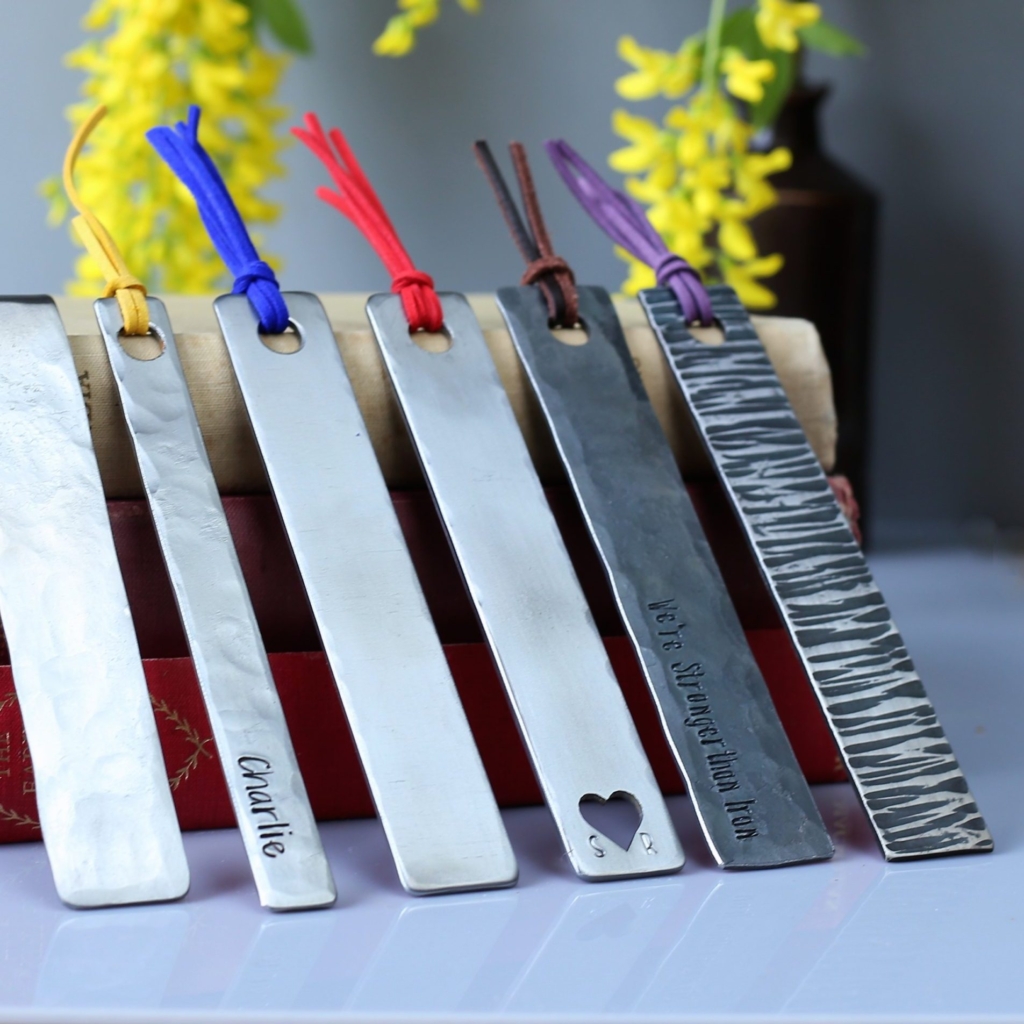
{"left": 63, "top": 105, "right": 150, "bottom": 335}
{"left": 545, "top": 139, "right": 712, "bottom": 325}
{"left": 473, "top": 140, "right": 578, "bottom": 328}
{"left": 147, "top": 106, "right": 289, "bottom": 334}
{"left": 292, "top": 112, "right": 443, "bottom": 333}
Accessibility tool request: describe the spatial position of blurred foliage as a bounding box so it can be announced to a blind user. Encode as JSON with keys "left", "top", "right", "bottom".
{"left": 43, "top": 0, "right": 312, "bottom": 295}
{"left": 374, "top": 0, "right": 481, "bottom": 57}
{"left": 372, "top": 0, "right": 862, "bottom": 309}
{"left": 611, "top": 0, "right": 863, "bottom": 307}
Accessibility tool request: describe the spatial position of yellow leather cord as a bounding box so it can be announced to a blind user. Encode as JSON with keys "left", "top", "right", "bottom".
{"left": 62, "top": 105, "right": 150, "bottom": 335}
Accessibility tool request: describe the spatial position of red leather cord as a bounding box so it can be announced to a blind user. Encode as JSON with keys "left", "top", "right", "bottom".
{"left": 292, "top": 112, "right": 444, "bottom": 332}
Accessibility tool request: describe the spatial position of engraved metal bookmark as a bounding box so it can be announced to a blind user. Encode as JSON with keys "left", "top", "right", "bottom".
{"left": 214, "top": 291, "right": 517, "bottom": 895}
{"left": 95, "top": 296, "right": 336, "bottom": 910}
{"left": 0, "top": 296, "right": 189, "bottom": 907}
{"left": 497, "top": 284, "right": 833, "bottom": 868}
{"left": 639, "top": 284, "right": 993, "bottom": 860}
{"left": 367, "top": 292, "right": 685, "bottom": 881}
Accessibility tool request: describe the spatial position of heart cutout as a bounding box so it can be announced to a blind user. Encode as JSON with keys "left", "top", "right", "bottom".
{"left": 579, "top": 791, "right": 643, "bottom": 852}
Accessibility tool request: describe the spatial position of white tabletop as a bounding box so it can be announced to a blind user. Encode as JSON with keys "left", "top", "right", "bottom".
{"left": 0, "top": 548, "right": 1020, "bottom": 1024}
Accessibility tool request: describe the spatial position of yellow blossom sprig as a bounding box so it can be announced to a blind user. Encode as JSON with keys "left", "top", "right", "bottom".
{"left": 374, "top": 0, "right": 481, "bottom": 58}
{"left": 757, "top": 0, "right": 823, "bottom": 52}
{"left": 615, "top": 36, "right": 703, "bottom": 100}
{"left": 41, "top": 0, "right": 302, "bottom": 296}
{"left": 610, "top": 0, "right": 862, "bottom": 309}
{"left": 721, "top": 49, "right": 776, "bottom": 103}
{"left": 365, "top": 0, "right": 861, "bottom": 310}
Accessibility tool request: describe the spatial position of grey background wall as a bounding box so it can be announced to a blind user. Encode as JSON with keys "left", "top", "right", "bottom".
{"left": 0, "top": 1, "right": 1021, "bottom": 545}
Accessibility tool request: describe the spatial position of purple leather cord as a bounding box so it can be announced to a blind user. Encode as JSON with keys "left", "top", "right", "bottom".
{"left": 544, "top": 139, "right": 713, "bottom": 326}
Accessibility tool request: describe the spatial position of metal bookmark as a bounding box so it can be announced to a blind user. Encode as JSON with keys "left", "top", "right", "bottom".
{"left": 214, "top": 291, "right": 516, "bottom": 895}
{"left": 367, "top": 291, "right": 685, "bottom": 881}
{"left": 496, "top": 284, "right": 833, "bottom": 868}
{"left": 0, "top": 296, "right": 189, "bottom": 907}
{"left": 95, "top": 297, "right": 336, "bottom": 911}
{"left": 639, "top": 284, "right": 993, "bottom": 860}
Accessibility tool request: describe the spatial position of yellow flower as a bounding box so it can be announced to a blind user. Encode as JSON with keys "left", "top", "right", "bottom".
{"left": 615, "top": 36, "right": 701, "bottom": 101}
{"left": 720, "top": 49, "right": 776, "bottom": 103}
{"left": 723, "top": 253, "right": 785, "bottom": 308}
{"left": 713, "top": 111, "right": 754, "bottom": 156}
{"left": 374, "top": 0, "right": 479, "bottom": 57}
{"left": 611, "top": 20, "right": 795, "bottom": 308}
{"left": 735, "top": 146, "right": 792, "bottom": 214}
{"left": 44, "top": 0, "right": 288, "bottom": 295}
{"left": 628, "top": 183, "right": 713, "bottom": 269}
{"left": 755, "top": 0, "right": 821, "bottom": 52}
{"left": 372, "top": 16, "right": 418, "bottom": 56}
{"left": 402, "top": 0, "right": 441, "bottom": 27}
{"left": 616, "top": 247, "right": 657, "bottom": 296}
{"left": 610, "top": 110, "right": 677, "bottom": 190}
{"left": 665, "top": 105, "right": 712, "bottom": 168}
{"left": 718, "top": 201, "right": 758, "bottom": 262}
{"left": 682, "top": 157, "right": 730, "bottom": 218}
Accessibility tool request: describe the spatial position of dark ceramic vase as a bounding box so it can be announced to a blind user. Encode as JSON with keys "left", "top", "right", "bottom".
{"left": 752, "top": 84, "right": 879, "bottom": 540}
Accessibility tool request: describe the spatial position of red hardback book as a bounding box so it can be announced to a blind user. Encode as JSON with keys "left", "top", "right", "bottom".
{"left": 0, "top": 483, "right": 845, "bottom": 843}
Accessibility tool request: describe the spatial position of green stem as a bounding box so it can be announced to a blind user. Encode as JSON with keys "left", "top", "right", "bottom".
{"left": 701, "top": 0, "right": 728, "bottom": 94}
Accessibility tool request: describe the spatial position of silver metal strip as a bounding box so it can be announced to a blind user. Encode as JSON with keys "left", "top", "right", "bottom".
{"left": 0, "top": 296, "right": 189, "bottom": 907}
{"left": 95, "top": 297, "right": 336, "bottom": 910}
{"left": 367, "top": 292, "right": 684, "bottom": 881}
{"left": 639, "top": 284, "right": 993, "bottom": 859}
{"left": 214, "top": 292, "right": 516, "bottom": 895}
{"left": 496, "top": 284, "right": 833, "bottom": 868}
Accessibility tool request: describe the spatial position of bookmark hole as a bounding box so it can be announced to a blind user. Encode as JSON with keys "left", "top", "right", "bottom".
{"left": 118, "top": 329, "right": 165, "bottom": 362}
{"left": 260, "top": 323, "right": 303, "bottom": 354}
{"left": 411, "top": 327, "right": 452, "bottom": 353}
{"left": 689, "top": 323, "right": 724, "bottom": 347}
{"left": 551, "top": 325, "right": 589, "bottom": 347}
{"left": 579, "top": 791, "right": 643, "bottom": 851}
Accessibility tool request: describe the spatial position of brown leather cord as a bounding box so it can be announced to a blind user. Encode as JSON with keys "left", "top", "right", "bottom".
{"left": 521, "top": 253, "right": 573, "bottom": 285}
{"left": 473, "top": 140, "right": 579, "bottom": 328}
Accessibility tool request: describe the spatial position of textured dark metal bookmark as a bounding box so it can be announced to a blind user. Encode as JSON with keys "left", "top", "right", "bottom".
{"left": 368, "top": 292, "right": 685, "bottom": 881}
{"left": 215, "top": 292, "right": 517, "bottom": 895}
{"left": 0, "top": 296, "right": 189, "bottom": 907}
{"left": 95, "top": 296, "right": 336, "bottom": 910}
{"left": 639, "top": 284, "right": 993, "bottom": 860}
{"left": 498, "top": 284, "right": 833, "bottom": 868}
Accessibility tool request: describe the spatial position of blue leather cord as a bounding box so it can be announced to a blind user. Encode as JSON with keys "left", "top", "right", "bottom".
{"left": 147, "top": 106, "right": 290, "bottom": 333}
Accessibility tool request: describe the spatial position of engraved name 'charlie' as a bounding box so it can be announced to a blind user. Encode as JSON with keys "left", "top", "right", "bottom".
{"left": 237, "top": 756, "right": 293, "bottom": 857}
{"left": 648, "top": 598, "right": 759, "bottom": 841}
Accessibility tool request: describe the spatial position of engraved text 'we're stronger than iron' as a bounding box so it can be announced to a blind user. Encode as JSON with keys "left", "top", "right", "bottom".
{"left": 648, "top": 599, "right": 759, "bottom": 841}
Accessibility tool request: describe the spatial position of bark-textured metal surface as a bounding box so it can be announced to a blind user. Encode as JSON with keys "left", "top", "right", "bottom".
{"left": 497, "top": 284, "right": 833, "bottom": 868}
{"left": 639, "top": 284, "right": 992, "bottom": 859}
{"left": 214, "top": 292, "right": 516, "bottom": 895}
{"left": 96, "top": 297, "right": 336, "bottom": 910}
{"left": 0, "top": 296, "right": 189, "bottom": 907}
{"left": 367, "top": 291, "right": 684, "bottom": 881}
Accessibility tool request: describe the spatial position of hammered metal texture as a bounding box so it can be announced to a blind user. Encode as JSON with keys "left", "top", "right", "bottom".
{"left": 640, "top": 285, "right": 992, "bottom": 860}
{"left": 0, "top": 296, "right": 189, "bottom": 907}
{"left": 96, "top": 297, "right": 336, "bottom": 910}
{"left": 367, "top": 292, "right": 685, "bottom": 881}
{"left": 497, "top": 285, "right": 833, "bottom": 868}
{"left": 214, "top": 292, "right": 517, "bottom": 895}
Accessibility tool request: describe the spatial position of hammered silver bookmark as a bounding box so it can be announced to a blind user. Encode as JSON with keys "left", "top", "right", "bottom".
{"left": 367, "top": 292, "right": 684, "bottom": 881}
{"left": 95, "top": 296, "right": 336, "bottom": 910}
{"left": 215, "top": 292, "right": 517, "bottom": 895}
{"left": 498, "top": 284, "right": 833, "bottom": 868}
{"left": 0, "top": 296, "right": 189, "bottom": 907}
{"left": 639, "top": 284, "right": 992, "bottom": 860}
